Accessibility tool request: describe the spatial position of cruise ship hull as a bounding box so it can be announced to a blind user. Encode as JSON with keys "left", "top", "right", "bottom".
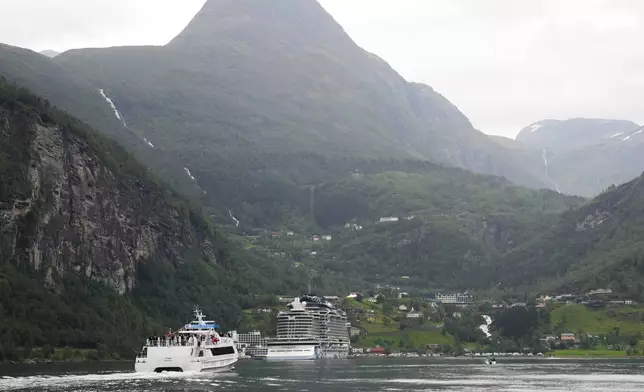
{"left": 266, "top": 344, "right": 349, "bottom": 360}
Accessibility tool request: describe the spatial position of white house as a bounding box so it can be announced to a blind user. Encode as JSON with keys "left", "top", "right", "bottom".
{"left": 322, "top": 235, "right": 332, "bottom": 241}
{"left": 347, "top": 292, "right": 361, "bottom": 299}
{"left": 379, "top": 217, "right": 399, "bottom": 223}
{"left": 434, "top": 292, "right": 474, "bottom": 304}
{"left": 406, "top": 308, "right": 422, "bottom": 319}
{"left": 398, "top": 304, "right": 408, "bottom": 311}
{"left": 286, "top": 231, "right": 295, "bottom": 236}
{"left": 367, "top": 294, "right": 383, "bottom": 303}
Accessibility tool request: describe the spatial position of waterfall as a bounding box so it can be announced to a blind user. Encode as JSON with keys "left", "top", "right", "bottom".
{"left": 228, "top": 210, "right": 240, "bottom": 227}
{"left": 98, "top": 89, "right": 127, "bottom": 127}
{"left": 542, "top": 148, "right": 560, "bottom": 193}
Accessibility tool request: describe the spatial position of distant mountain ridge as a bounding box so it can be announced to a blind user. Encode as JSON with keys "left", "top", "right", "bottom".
{"left": 513, "top": 118, "right": 644, "bottom": 196}
{"left": 516, "top": 118, "right": 641, "bottom": 152}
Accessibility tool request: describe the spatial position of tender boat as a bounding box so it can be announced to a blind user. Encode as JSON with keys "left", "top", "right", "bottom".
{"left": 485, "top": 357, "right": 497, "bottom": 365}
{"left": 135, "top": 306, "right": 238, "bottom": 373}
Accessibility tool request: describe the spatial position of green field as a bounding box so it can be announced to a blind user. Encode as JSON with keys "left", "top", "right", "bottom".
{"left": 551, "top": 304, "right": 644, "bottom": 336}
{"left": 354, "top": 329, "right": 452, "bottom": 348}
{"left": 553, "top": 349, "right": 633, "bottom": 357}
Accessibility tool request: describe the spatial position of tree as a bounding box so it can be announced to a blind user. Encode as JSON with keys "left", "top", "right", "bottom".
{"left": 41, "top": 344, "right": 54, "bottom": 359}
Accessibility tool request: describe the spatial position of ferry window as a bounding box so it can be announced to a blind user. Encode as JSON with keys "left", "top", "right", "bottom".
{"left": 211, "top": 346, "right": 235, "bottom": 356}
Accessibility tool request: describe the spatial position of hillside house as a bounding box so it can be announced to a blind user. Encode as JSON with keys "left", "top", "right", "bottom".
{"left": 286, "top": 231, "right": 295, "bottom": 236}
{"left": 378, "top": 217, "right": 399, "bottom": 223}
{"left": 322, "top": 235, "right": 332, "bottom": 241}
{"left": 349, "top": 326, "right": 362, "bottom": 337}
{"left": 560, "top": 333, "right": 576, "bottom": 342}
{"left": 312, "top": 235, "right": 320, "bottom": 242}
{"left": 398, "top": 304, "right": 408, "bottom": 311}
{"left": 433, "top": 291, "right": 474, "bottom": 304}
{"left": 370, "top": 346, "right": 386, "bottom": 355}
{"left": 406, "top": 308, "right": 422, "bottom": 319}
{"left": 587, "top": 288, "right": 613, "bottom": 296}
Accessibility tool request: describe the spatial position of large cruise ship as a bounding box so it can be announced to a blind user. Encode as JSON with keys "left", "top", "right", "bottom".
{"left": 266, "top": 294, "right": 350, "bottom": 360}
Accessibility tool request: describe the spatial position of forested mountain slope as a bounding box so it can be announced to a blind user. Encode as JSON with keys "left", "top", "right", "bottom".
{"left": 496, "top": 171, "right": 644, "bottom": 298}
{"left": 52, "top": 0, "right": 549, "bottom": 225}
{"left": 0, "top": 78, "right": 306, "bottom": 360}
{"left": 304, "top": 168, "right": 582, "bottom": 289}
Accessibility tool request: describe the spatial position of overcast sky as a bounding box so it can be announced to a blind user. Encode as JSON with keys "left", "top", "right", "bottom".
{"left": 1, "top": 0, "right": 643, "bottom": 137}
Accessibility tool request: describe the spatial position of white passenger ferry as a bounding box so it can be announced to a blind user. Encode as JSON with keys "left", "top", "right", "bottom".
{"left": 266, "top": 294, "right": 350, "bottom": 360}
{"left": 135, "top": 306, "right": 238, "bottom": 372}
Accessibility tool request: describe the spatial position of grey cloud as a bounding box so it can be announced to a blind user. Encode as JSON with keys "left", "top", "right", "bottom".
{"left": 1, "top": 0, "right": 643, "bottom": 137}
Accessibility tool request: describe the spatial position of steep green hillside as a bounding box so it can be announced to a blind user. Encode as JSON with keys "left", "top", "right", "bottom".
{"left": 0, "top": 78, "right": 306, "bottom": 361}
{"left": 311, "top": 170, "right": 581, "bottom": 289}
{"left": 0, "top": 44, "right": 135, "bottom": 148}
{"left": 552, "top": 304, "right": 644, "bottom": 337}
{"left": 497, "top": 171, "right": 644, "bottom": 297}
{"left": 236, "top": 168, "right": 583, "bottom": 291}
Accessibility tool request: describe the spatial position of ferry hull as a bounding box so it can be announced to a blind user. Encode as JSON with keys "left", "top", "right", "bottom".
{"left": 135, "top": 356, "right": 237, "bottom": 373}
{"left": 266, "top": 345, "right": 316, "bottom": 360}
{"left": 135, "top": 346, "right": 238, "bottom": 373}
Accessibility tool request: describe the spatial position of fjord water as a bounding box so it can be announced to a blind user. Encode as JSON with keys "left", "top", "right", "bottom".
{"left": 1, "top": 358, "right": 644, "bottom": 392}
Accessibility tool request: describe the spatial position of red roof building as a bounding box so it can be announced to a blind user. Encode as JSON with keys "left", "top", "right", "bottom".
{"left": 370, "top": 346, "right": 386, "bottom": 354}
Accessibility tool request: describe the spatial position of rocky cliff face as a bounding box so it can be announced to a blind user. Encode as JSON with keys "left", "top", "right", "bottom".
{"left": 0, "top": 94, "right": 216, "bottom": 295}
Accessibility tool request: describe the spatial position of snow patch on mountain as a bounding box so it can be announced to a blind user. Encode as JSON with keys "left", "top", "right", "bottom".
{"left": 610, "top": 133, "right": 623, "bottom": 138}
{"left": 144, "top": 138, "right": 155, "bottom": 148}
{"left": 98, "top": 89, "right": 127, "bottom": 127}
{"left": 622, "top": 129, "right": 643, "bottom": 141}
{"left": 528, "top": 123, "right": 544, "bottom": 133}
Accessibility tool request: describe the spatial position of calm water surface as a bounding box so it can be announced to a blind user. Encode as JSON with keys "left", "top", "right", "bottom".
{"left": 1, "top": 358, "right": 644, "bottom": 391}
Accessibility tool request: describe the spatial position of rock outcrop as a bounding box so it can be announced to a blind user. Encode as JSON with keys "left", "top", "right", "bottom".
{"left": 0, "top": 85, "right": 216, "bottom": 295}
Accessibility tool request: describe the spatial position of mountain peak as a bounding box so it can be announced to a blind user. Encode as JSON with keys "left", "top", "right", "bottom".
{"left": 169, "top": 0, "right": 350, "bottom": 48}
{"left": 516, "top": 118, "right": 641, "bottom": 152}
